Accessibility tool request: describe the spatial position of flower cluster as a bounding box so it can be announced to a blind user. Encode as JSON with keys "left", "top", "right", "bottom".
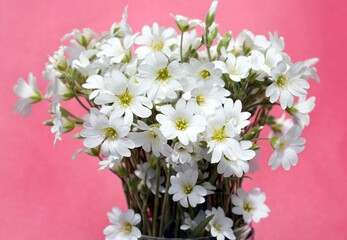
{"left": 14, "top": 1, "right": 318, "bottom": 239}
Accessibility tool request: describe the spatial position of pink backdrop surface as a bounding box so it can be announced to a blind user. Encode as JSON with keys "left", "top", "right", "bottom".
{"left": 1, "top": 0, "right": 346, "bottom": 239}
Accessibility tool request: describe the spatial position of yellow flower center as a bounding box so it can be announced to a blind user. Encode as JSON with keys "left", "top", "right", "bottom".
{"left": 213, "top": 222, "right": 222, "bottom": 231}
{"left": 157, "top": 68, "right": 171, "bottom": 82}
{"left": 175, "top": 118, "right": 189, "bottom": 131}
{"left": 212, "top": 127, "right": 227, "bottom": 142}
{"left": 243, "top": 203, "right": 254, "bottom": 213}
{"left": 152, "top": 41, "right": 163, "bottom": 51}
{"left": 119, "top": 90, "right": 133, "bottom": 106}
{"left": 278, "top": 140, "right": 286, "bottom": 151}
{"left": 196, "top": 94, "right": 205, "bottom": 106}
{"left": 104, "top": 127, "right": 118, "bottom": 139}
{"left": 123, "top": 222, "right": 133, "bottom": 234}
{"left": 276, "top": 74, "right": 288, "bottom": 88}
{"left": 199, "top": 69, "right": 211, "bottom": 79}
{"left": 183, "top": 184, "right": 193, "bottom": 194}
{"left": 147, "top": 130, "right": 158, "bottom": 140}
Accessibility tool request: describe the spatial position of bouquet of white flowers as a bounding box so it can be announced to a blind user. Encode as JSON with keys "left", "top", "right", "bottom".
{"left": 14, "top": 1, "right": 319, "bottom": 239}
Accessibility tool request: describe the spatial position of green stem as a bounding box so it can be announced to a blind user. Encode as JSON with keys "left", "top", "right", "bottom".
{"left": 159, "top": 164, "right": 171, "bottom": 237}
{"left": 152, "top": 158, "right": 161, "bottom": 236}
{"left": 205, "top": 29, "right": 212, "bottom": 62}
{"left": 180, "top": 31, "right": 184, "bottom": 63}
{"left": 71, "top": 87, "right": 90, "bottom": 112}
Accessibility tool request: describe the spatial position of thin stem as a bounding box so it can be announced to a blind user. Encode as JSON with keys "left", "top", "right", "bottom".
{"left": 180, "top": 31, "right": 184, "bottom": 63}
{"left": 159, "top": 164, "right": 171, "bottom": 237}
{"left": 71, "top": 87, "right": 90, "bottom": 112}
{"left": 205, "top": 28, "right": 212, "bottom": 62}
{"left": 152, "top": 158, "right": 161, "bottom": 236}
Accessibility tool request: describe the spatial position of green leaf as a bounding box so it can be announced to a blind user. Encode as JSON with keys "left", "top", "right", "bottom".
{"left": 190, "top": 214, "right": 214, "bottom": 237}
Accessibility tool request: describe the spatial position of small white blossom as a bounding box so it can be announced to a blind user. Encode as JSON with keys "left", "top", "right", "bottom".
{"left": 302, "top": 58, "right": 320, "bottom": 83}
{"left": 97, "top": 35, "right": 137, "bottom": 64}
{"left": 290, "top": 96, "right": 316, "bottom": 128}
{"left": 171, "top": 142, "right": 194, "bottom": 164}
{"left": 156, "top": 99, "right": 206, "bottom": 145}
{"left": 269, "top": 32, "right": 285, "bottom": 52}
{"left": 216, "top": 54, "right": 251, "bottom": 82}
{"left": 109, "top": 6, "right": 132, "bottom": 38}
{"left": 217, "top": 140, "right": 256, "bottom": 177}
{"left": 180, "top": 211, "right": 205, "bottom": 231}
{"left": 224, "top": 99, "right": 251, "bottom": 134}
{"left": 266, "top": 61, "right": 310, "bottom": 109}
{"left": 269, "top": 113, "right": 294, "bottom": 137}
{"left": 80, "top": 108, "right": 135, "bottom": 157}
{"left": 135, "top": 162, "right": 165, "bottom": 195}
{"left": 135, "top": 23, "right": 177, "bottom": 59}
{"left": 14, "top": 73, "right": 42, "bottom": 117}
{"left": 94, "top": 70, "right": 153, "bottom": 125}
{"left": 103, "top": 207, "right": 141, "bottom": 240}
{"left": 171, "top": 14, "right": 201, "bottom": 32}
{"left": 137, "top": 51, "right": 183, "bottom": 102}
{"left": 206, "top": 107, "right": 242, "bottom": 163}
{"left": 183, "top": 81, "right": 229, "bottom": 117}
{"left": 205, "top": 207, "right": 235, "bottom": 240}
{"left": 169, "top": 168, "right": 207, "bottom": 208}
{"left": 62, "top": 28, "right": 99, "bottom": 61}
{"left": 269, "top": 125, "right": 306, "bottom": 170}
{"left": 232, "top": 188, "right": 270, "bottom": 224}
{"left": 129, "top": 120, "right": 172, "bottom": 157}
{"left": 99, "top": 155, "right": 122, "bottom": 170}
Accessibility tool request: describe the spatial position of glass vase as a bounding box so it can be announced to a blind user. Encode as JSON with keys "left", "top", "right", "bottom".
{"left": 140, "top": 224, "right": 254, "bottom": 240}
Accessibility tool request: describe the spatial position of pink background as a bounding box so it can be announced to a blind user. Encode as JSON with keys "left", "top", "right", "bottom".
{"left": 1, "top": 0, "right": 346, "bottom": 239}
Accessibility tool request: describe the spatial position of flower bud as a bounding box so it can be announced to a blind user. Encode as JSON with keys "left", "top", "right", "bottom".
{"left": 205, "top": 1, "right": 218, "bottom": 27}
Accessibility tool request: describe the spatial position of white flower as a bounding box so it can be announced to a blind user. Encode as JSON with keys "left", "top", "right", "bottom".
{"left": 135, "top": 162, "right": 165, "bottom": 195}
{"left": 183, "top": 58, "right": 224, "bottom": 90}
{"left": 62, "top": 28, "right": 99, "bottom": 60}
{"left": 217, "top": 140, "right": 255, "bottom": 177}
{"left": 72, "top": 50, "right": 104, "bottom": 76}
{"left": 97, "top": 35, "right": 137, "bottom": 64}
{"left": 206, "top": 108, "right": 242, "bottom": 163}
{"left": 135, "top": 23, "right": 177, "bottom": 59}
{"left": 168, "top": 168, "right": 207, "bottom": 208}
{"left": 180, "top": 211, "right": 206, "bottom": 231}
{"left": 269, "top": 32, "right": 285, "bottom": 52}
{"left": 128, "top": 120, "right": 172, "bottom": 157}
{"left": 171, "top": 14, "right": 201, "bottom": 32}
{"left": 229, "top": 30, "right": 270, "bottom": 55}
{"left": 232, "top": 188, "right": 270, "bottom": 224}
{"left": 171, "top": 142, "right": 194, "bottom": 164}
{"left": 269, "top": 125, "right": 306, "bottom": 170}
{"left": 94, "top": 70, "right": 153, "bottom": 125}
{"left": 99, "top": 155, "right": 122, "bottom": 170}
{"left": 182, "top": 81, "right": 229, "bottom": 117}
{"left": 224, "top": 99, "right": 251, "bottom": 134}
{"left": 249, "top": 48, "right": 282, "bottom": 76}
{"left": 156, "top": 99, "right": 206, "bottom": 145}
{"left": 80, "top": 108, "right": 135, "bottom": 157}
{"left": 289, "top": 96, "right": 316, "bottom": 128}
{"left": 216, "top": 54, "right": 251, "bottom": 82}
{"left": 302, "top": 58, "right": 320, "bottom": 83}
{"left": 269, "top": 113, "right": 294, "bottom": 137}
{"left": 266, "top": 61, "right": 310, "bottom": 109}
{"left": 103, "top": 207, "right": 141, "bottom": 240}
{"left": 14, "top": 73, "right": 42, "bottom": 117}
{"left": 50, "top": 103, "right": 74, "bottom": 145}
{"left": 137, "top": 51, "right": 183, "bottom": 102}
{"left": 82, "top": 74, "right": 108, "bottom": 99}
{"left": 109, "top": 6, "right": 132, "bottom": 38}
{"left": 205, "top": 207, "right": 235, "bottom": 240}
